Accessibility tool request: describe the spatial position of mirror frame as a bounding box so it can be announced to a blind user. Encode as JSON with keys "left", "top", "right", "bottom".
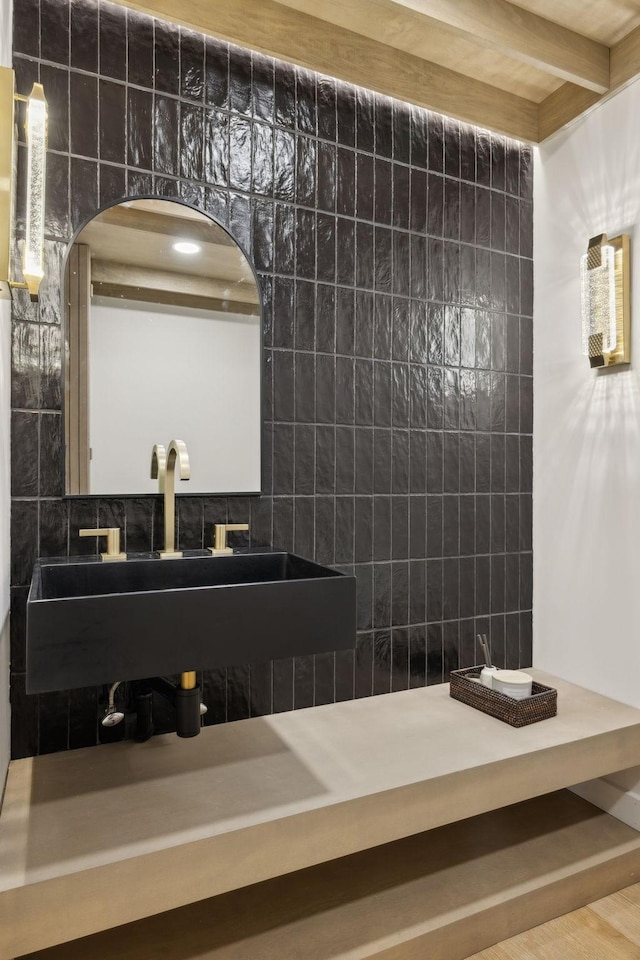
{"left": 61, "top": 195, "right": 265, "bottom": 499}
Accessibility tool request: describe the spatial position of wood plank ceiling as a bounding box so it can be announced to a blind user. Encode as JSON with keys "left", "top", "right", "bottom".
{"left": 119, "top": 0, "right": 640, "bottom": 142}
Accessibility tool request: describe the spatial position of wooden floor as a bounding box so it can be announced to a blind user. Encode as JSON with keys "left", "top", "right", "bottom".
{"left": 468, "top": 882, "right": 640, "bottom": 959}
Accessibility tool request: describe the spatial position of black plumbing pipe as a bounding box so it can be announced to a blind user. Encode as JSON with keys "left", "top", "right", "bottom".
{"left": 136, "top": 677, "right": 200, "bottom": 741}
{"left": 149, "top": 676, "right": 178, "bottom": 705}
{"left": 175, "top": 685, "right": 202, "bottom": 738}
{"left": 132, "top": 680, "right": 154, "bottom": 742}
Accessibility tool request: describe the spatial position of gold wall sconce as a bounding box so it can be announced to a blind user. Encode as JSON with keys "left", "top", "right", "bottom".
{"left": 581, "top": 232, "right": 630, "bottom": 369}
{"left": 0, "top": 66, "right": 48, "bottom": 301}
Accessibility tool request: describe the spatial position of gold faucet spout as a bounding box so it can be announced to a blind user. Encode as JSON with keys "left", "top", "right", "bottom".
{"left": 167, "top": 439, "right": 191, "bottom": 481}
{"left": 160, "top": 439, "right": 190, "bottom": 558}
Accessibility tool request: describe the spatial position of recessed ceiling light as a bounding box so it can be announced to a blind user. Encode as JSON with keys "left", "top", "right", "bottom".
{"left": 173, "top": 240, "right": 201, "bottom": 255}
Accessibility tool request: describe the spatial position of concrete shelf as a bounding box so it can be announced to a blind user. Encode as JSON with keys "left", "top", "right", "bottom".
{"left": 21, "top": 790, "right": 640, "bottom": 960}
{"left": 2, "top": 671, "right": 640, "bottom": 958}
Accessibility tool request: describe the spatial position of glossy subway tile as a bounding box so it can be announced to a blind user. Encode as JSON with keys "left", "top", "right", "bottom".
{"left": 9, "top": 1, "right": 532, "bottom": 757}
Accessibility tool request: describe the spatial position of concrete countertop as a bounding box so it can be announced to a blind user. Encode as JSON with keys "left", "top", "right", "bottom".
{"left": 2, "top": 671, "right": 640, "bottom": 957}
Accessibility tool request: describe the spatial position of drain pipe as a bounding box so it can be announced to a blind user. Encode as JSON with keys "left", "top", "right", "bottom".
{"left": 134, "top": 677, "right": 204, "bottom": 739}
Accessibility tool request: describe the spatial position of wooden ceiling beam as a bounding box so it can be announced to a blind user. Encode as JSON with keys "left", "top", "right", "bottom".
{"left": 610, "top": 24, "right": 640, "bottom": 89}
{"left": 277, "top": 0, "right": 610, "bottom": 94}
{"left": 394, "top": 0, "right": 610, "bottom": 93}
{"left": 92, "top": 283, "right": 259, "bottom": 316}
{"left": 538, "top": 83, "right": 600, "bottom": 142}
{"left": 117, "top": 0, "right": 538, "bottom": 141}
{"left": 98, "top": 208, "right": 236, "bottom": 246}
{"left": 91, "top": 261, "right": 260, "bottom": 307}
{"left": 538, "top": 24, "right": 640, "bottom": 141}
{"left": 269, "top": 0, "right": 561, "bottom": 102}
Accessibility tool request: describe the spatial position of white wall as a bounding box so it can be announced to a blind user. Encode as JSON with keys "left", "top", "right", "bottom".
{"left": 534, "top": 77, "right": 640, "bottom": 708}
{"left": 0, "top": 0, "right": 12, "bottom": 798}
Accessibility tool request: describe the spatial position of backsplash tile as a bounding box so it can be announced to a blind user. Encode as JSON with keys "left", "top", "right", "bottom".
{"left": 10, "top": 0, "right": 533, "bottom": 757}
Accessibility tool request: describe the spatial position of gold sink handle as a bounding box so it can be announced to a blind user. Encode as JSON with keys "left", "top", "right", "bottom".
{"left": 79, "top": 527, "right": 127, "bottom": 562}
{"left": 208, "top": 523, "right": 249, "bottom": 556}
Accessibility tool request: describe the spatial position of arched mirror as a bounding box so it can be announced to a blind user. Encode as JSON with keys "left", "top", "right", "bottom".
{"left": 63, "top": 198, "right": 262, "bottom": 496}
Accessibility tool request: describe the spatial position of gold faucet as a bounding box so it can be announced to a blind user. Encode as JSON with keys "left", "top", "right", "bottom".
{"left": 151, "top": 439, "right": 190, "bottom": 558}
{"left": 150, "top": 440, "right": 194, "bottom": 694}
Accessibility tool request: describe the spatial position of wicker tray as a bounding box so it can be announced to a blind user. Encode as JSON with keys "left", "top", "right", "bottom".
{"left": 449, "top": 665, "right": 557, "bottom": 727}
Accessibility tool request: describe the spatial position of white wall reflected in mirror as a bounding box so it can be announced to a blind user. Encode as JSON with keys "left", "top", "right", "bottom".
{"left": 89, "top": 298, "right": 261, "bottom": 494}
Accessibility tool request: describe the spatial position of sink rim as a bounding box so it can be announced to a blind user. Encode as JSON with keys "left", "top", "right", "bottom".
{"left": 29, "top": 550, "right": 348, "bottom": 604}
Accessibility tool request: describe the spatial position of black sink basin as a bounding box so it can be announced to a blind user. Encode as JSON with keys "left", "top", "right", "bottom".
{"left": 27, "top": 552, "right": 356, "bottom": 694}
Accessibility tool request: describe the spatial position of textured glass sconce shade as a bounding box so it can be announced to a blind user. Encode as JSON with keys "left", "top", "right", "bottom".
{"left": 0, "top": 67, "right": 15, "bottom": 300}
{"left": 581, "top": 244, "right": 616, "bottom": 357}
{"left": 23, "top": 84, "right": 47, "bottom": 298}
{"left": 0, "top": 69, "right": 48, "bottom": 301}
{"left": 580, "top": 232, "right": 630, "bottom": 369}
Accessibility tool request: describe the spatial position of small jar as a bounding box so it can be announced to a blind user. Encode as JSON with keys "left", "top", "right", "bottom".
{"left": 480, "top": 666, "right": 498, "bottom": 688}
{"left": 491, "top": 670, "right": 533, "bottom": 700}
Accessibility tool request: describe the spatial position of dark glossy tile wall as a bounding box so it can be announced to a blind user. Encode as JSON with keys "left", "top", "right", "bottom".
{"left": 10, "top": 0, "right": 533, "bottom": 758}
